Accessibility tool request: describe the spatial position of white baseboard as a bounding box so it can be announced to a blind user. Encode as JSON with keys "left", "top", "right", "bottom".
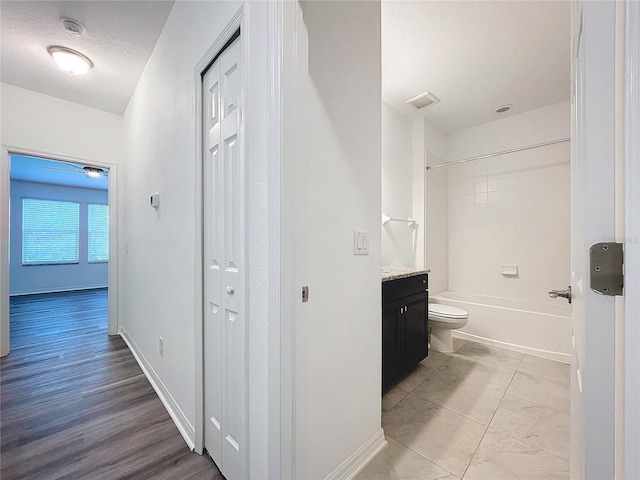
{"left": 453, "top": 331, "right": 571, "bottom": 364}
{"left": 10, "top": 285, "right": 108, "bottom": 296}
{"left": 323, "top": 428, "right": 387, "bottom": 480}
{"left": 118, "top": 326, "right": 196, "bottom": 449}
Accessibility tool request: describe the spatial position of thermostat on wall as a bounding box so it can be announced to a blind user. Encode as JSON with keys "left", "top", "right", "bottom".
{"left": 150, "top": 193, "right": 160, "bottom": 209}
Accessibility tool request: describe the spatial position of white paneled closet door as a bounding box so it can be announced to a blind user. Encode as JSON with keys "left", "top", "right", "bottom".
{"left": 202, "top": 35, "right": 244, "bottom": 480}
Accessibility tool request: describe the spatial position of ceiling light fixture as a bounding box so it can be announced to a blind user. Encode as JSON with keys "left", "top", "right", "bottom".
{"left": 495, "top": 104, "right": 513, "bottom": 114}
{"left": 47, "top": 46, "right": 93, "bottom": 74}
{"left": 83, "top": 166, "right": 105, "bottom": 178}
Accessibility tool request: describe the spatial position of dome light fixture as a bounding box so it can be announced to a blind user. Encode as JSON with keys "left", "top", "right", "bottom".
{"left": 47, "top": 46, "right": 93, "bottom": 74}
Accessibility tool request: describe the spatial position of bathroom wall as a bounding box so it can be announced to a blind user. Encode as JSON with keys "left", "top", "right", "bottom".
{"left": 121, "top": 2, "right": 277, "bottom": 473}
{"left": 423, "top": 120, "right": 450, "bottom": 293}
{"left": 382, "top": 101, "right": 414, "bottom": 266}
{"left": 446, "top": 101, "right": 571, "bottom": 304}
{"left": 412, "top": 119, "right": 425, "bottom": 269}
{"left": 425, "top": 150, "right": 449, "bottom": 294}
{"left": 287, "top": 2, "right": 383, "bottom": 477}
{"left": 424, "top": 120, "right": 448, "bottom": 160}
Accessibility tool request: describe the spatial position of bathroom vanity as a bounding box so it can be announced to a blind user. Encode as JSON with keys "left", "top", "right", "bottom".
{"left": 381, "top": 267, "right": 429, "bottom": 391}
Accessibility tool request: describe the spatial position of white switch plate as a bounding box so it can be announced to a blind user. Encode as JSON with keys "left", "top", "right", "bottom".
{"left": 353, "top": 231, "right": 369, "bottom": 255}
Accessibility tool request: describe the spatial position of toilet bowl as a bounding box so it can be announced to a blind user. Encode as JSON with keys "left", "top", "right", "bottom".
{"left": 428, "top": 303, "right": 469, "bottom": 353}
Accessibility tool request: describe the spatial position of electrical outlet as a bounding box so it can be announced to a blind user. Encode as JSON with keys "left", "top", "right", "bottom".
{"left": 159, "top": 337, "right": 164, "bottom": 356}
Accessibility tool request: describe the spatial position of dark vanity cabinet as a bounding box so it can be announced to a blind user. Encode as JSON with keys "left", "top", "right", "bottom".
{"left": 382, "top": 274, "right": 429, "bottom": 391}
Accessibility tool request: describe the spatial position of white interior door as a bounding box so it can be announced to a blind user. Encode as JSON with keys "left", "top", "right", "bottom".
{"left": 570, "top": 1, "right": 617, "bottom": 478}
{"left": 202, "top": 35, "right": 245, "bottom": 480}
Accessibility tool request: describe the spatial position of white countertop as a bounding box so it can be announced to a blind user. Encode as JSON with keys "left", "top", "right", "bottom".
{"left": 381, "top": 266, "right": 430, "bottom": 282}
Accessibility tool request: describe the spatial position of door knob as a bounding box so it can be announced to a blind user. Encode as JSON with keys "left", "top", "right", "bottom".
{"left": 549, "top": 286, "right": 571, "bottom": 304}
{"left": 226, "top": 286, "right": 234, "bottom": 295}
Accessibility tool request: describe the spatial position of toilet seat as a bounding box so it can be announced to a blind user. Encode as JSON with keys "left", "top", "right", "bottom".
{"left": 428, "top": 303, "right": 468, "bottom": 320}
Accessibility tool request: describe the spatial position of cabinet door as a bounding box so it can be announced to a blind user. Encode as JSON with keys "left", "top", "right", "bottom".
{"left": 382, "top": 300, "right": 401, "bottom": 391}
{"left": 400, "top": 294, "right": 428, "bottom": 367}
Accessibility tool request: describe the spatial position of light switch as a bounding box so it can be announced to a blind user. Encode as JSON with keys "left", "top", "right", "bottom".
{"left": 353, "top": 231, "right": 369, "bottom": 255}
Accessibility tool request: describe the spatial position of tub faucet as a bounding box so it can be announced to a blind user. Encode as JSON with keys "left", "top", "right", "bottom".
{"left": 549, "top": 286, "right": 572, "bottom": 304}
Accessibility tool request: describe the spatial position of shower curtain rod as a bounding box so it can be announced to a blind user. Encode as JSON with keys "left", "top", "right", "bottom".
{"left": 425, "top": 138, "right": 570, "bottom": 171}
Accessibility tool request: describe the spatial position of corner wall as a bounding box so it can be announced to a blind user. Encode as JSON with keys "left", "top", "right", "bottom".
{"left": 423, "top": 120, "right": 450, "bottom": 293}
{"left": 285, "top": 1, "right": 384, "bottom": 477}
{"left": 382, "top": 102, "right": 414, "bottom": 266}
{"left": 425, "top": 150, "right": 449, "bottom": 294}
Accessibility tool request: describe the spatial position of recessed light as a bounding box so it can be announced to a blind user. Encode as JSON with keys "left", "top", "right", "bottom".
{"left": 495, "top": 104, "right": 513, "bottom": 114}
{"left": 47, "top": 46, "right": 93, "bottom": 74}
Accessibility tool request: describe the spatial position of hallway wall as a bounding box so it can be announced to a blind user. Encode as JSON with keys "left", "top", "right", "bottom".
{"left": 0, "top": 83, "right": 124, "bottom": 163}
{"left": 286, "top": 1, "right": 383, "bottom": 477}
{"left": 0, "top": 83, "right": 124, "bottom": 355}
{"left": 121, "top": 1, "right": 273, "bottom": 476}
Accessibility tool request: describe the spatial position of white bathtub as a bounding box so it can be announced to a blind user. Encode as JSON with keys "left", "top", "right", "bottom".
{"left": 430, "top": 291, "right": 571, "bottom": 363}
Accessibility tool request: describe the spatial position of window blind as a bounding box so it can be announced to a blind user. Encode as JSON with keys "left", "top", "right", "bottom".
{"left": 88, "top": 203, "right": 109, "bottom": 263}
{"left": 22, "top": 199, "right": 80, "bottom": 265}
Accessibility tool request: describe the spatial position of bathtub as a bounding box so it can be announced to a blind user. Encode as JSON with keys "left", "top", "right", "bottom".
{"left": 429, "top": 291, "right": 571, "bottom": 363}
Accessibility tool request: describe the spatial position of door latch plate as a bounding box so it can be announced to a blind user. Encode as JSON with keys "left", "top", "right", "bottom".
{"left": 589, "top": 242, "right": 623, "bottom": 296}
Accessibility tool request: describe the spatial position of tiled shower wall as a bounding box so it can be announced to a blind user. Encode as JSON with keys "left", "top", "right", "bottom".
{"left": 446, "top": 103, "right": 571, "bottom": 305}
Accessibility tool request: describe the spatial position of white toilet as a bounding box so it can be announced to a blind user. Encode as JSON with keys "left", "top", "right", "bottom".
{"left": 428, "top": 303, "right": 469, "bottom": 353}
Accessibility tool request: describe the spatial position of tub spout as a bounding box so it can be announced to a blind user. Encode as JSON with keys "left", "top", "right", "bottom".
{"left": 549, "top": 286, "right": 572, "bottom": 304}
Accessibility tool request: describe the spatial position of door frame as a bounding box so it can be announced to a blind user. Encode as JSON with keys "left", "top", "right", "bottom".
{"left": 193, "top": 6, "right": 246, "bottom": 465}
{"left": 624, "top": 0, "right": 640, "bottom": 477}
{"left": 193, "top": 4, "right": 294, "bottom": 478}
{"left": 0, "top": 146, "right": 119, "bottom": 357}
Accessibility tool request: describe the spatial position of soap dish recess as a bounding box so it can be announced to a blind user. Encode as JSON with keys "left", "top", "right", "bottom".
{"left": 502, "top": 265, "right": 518, "bottom": 276}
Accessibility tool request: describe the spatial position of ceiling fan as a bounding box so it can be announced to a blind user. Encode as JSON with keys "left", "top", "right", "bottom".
{"left": 45, "top": 162, "right": 108, "bottom": 178}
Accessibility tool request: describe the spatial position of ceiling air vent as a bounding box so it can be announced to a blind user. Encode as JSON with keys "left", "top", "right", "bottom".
{"left": 405, "top": 91, "right": 441, "bottom": 110}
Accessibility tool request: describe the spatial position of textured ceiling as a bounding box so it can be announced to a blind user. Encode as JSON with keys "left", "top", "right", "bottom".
{"left": 383, "top": 0, "right": 571, "bottom": 133}
{"left": 1, "top": 1, "right": 174, "bottom": 115}
{"left": 11, "top": 155, "right": 108, "bottom": 190}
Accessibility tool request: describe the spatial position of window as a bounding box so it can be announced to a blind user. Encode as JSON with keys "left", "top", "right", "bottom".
{"left": 88, "top": 204, "right": 109, "bottom": 263}
{"left": 22, "top": 199, "right": 79, "bottom": 265}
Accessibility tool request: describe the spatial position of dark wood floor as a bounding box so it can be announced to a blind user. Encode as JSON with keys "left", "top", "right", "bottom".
{"left": 1, "top": 289, "right": 223, "bottom": 480}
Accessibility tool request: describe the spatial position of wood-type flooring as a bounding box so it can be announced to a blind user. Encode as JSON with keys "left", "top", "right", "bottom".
{"left": 1, "top": 289, "right": 224, "bottom": 480}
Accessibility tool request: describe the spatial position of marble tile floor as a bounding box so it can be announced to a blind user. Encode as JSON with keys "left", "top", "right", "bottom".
{"left": 359, "top": 338, "right": 570, "bottom": 479}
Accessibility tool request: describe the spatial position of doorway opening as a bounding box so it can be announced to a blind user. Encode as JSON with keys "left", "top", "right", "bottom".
{"left": 1, "top": 152, "right": 118, "bottom": 357}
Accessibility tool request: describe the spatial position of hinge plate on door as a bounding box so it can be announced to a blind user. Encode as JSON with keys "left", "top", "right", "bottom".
{"left": 589, "top": 242, "right": 623, "bottom": 296}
